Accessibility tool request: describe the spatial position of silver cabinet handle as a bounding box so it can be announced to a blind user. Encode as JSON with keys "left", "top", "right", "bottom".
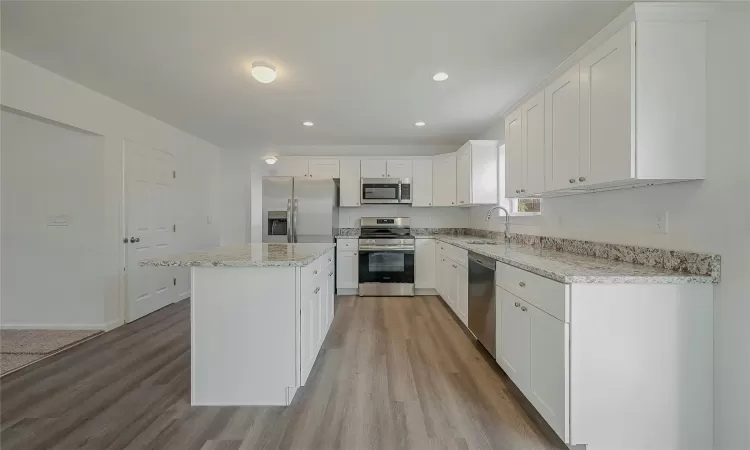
{"left": 314, "top": 287, "right": 320, "bottom": 294}
{"left": 521, "top": 306, "right": 527, "bottom": 312}
{"left": 579, "top": 176, "right": 586, "bottom": 182}
{"left": 519, "top": 281, "right": 525, "bottom": 287}
{"left": 286, "top": 199, "right": 292, "bottom": 243}
{"left": 569, "top": 178, "right": 576, "bottom": 183}
{"left": 514, "top": 302, "right": 520, "bottom": 307}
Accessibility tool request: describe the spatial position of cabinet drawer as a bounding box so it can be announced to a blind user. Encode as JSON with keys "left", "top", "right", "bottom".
{"left": 337, "top": 239, "right": 358, "bottom": 250}
{"left": 496, "top": 262, "right": 569, "bottom": 322}
{"left": 438, "top": 241, "right": 468, "bottom": 267}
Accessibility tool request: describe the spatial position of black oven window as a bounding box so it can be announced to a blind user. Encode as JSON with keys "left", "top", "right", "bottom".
{"left": 368, "top": 252, "right": 404, "bottom": 272}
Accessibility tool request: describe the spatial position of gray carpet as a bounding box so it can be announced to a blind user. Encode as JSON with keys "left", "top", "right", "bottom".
{"left": 0, "top": 329, "right": 102, "bottom": 376}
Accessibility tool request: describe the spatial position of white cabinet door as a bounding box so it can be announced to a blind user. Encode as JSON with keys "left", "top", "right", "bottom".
{"left": 505, "top": 108, "right": 524, "bottom": 198}
{"left": 545, "top": 65, "right": 581, "bottom": 191}
{"left": 415, "top": 239, "right": 435, "bottom": 289}
{"left": 386, "top": 160, "right": 413, "bottom": 179}
{"left": 438, "top": 256, "right": 451, "bottom": 304}
{"left": 457, "top": 264, "right": 468, "bottom": 325}
{"left": 580, "top": 24, "right": 634, "bottom": 186}
{"left": 528, "top": 304, "right": 569, "bottom": 442}
{"left": 456, "top": 144, "right": 471, "bottom": 206}
{"left": 433, "top": 153, "right": 457, "bottom": 206}
{"left": 412, "top": 159, "right": 433, "bottom": 207}
{"left": 300, "top": 284, "right": 317, "bottom": 385}
{"left": 360, "top": 159, "right": 387, "bottom": 178}
{"left": 447, "top": 260, "right": 459, "bottom": 312}
{"left": 326, "top": 261, "right": 335, "bottom": 327}
{"left": 498, "top": 288, "right": 530, "bottom": 392}
{"left": 336, "top": 250, "right": 358, "bottom": 289}
{"left": 522, "top": 91, "right": 546, "bottom": 195}
{"left": 308, "top": 159, "right": 340, "bottom": 179}
{"left": 339, "top": 159, "right": 361, "bottom": 207}
{"left": 276, "top": 156, "right": 309, "bottom": 177}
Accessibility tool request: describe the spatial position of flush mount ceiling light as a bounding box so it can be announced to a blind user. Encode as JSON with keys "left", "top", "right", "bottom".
{"left": 264, "top": 156, "right": 278, "bottom": 165}
{"left": 414, "top": 121, "right": 426, "bottom": 127}
{"left": 432, "top": 72, "right": 449, "bottom": 81}
{"left": 302, "top": 121, "right": 314, "bottom": 127}
{"left": 250, "top": 62, "right": 276, "bottom": 84}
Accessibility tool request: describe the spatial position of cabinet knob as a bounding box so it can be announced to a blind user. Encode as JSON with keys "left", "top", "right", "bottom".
{"left": 515, "top": 190, "right": 520, "bottom": 194}
{"left": 329, "top": 272, "right": 334, "bottom": 277}
{"left": 514, "top": 302, "right": 521, "bottom": 307}
{"left": 521, "top": 306, "right": 527, "bottom": 312}
{"left": 459, "top": 201, "right": 464, "bottom": 204}
{"left": 354, "top": 252, "right": 357, "bottom": 255}
{"left": 519, "top": 281, "right": 525, "bottom": 288}
{"left": 579, "top": 176, "right": 586, "bottom": 182}
{"left": 382, "top": 174, "right": 385, "bottom": 177}
{"left": 569, "top": 178, "right": 576, "bottom": 183}
{"left": 313, "top": 270, "right": 318, "bottom": 275}
{"left": 451, "top": 202, "right": 454, "bottom": 205}
{"left": 520, "top": 189, "right": 526, "bottom": 193}
{"left": 428, "top": 202, "right": 431, "bottom": 205}
{"left": 452, "top": 264, "right": 457, "bottom": 268}
{"left": 314, "top": 287, "right": 320, "bottom": 293}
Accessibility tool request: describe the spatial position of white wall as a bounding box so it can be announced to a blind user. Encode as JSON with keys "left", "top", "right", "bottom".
{"left": 473, "top": 6, "right": 750, "bottom": 449}
{"left": 1, "top": 51, "right": 222, "bottom": 328}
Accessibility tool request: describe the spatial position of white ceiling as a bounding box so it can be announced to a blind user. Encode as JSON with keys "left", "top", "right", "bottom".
{"left": 1, "top": 1, "right": 630, "bottom": 149}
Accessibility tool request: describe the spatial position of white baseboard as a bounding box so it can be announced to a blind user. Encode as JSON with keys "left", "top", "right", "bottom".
{"left": 1, "top": 319, "right": 119, "bottom": 331}
{"left": 178, "top": 291, "right": 191, "bottom": 301}
{"left": 415, "top": 288, "right": 438, "bottom": 295}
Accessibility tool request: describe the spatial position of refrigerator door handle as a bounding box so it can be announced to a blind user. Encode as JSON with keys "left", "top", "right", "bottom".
{"left": 293, "top": 199, "right": 299, "bottom": 243}
{"left": 286, "top": 199, "right": 292, "bottom": 243}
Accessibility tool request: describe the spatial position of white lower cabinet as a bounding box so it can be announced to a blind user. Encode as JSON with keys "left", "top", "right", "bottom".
{"left": 336, "top": 239, "right": 359, "bottom": 290}
{"left": 415, "top": 239, "right": 435, "bottom": 289}
{"left": 300, "top": 250, "right": 335, "bottom": 386}
{"left": 495, "top": 261, "right": 713, "bottom": 450}
{"left": 456, "top": 263, "right": 468, "bottom": 325}
{"left": 435, "top": 241, "right": 468, "bottom": 325}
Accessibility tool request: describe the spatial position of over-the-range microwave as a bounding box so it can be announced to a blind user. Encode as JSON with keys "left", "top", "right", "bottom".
{"left": 360, "top": 178, "right": 411, "bottom": 204}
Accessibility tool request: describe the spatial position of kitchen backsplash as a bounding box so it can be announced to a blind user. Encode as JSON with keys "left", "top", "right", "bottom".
{"left": 338, "top": 205, "right": 470, "bottom": 228}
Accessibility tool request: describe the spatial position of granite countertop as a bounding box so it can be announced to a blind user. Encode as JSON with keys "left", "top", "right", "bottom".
{"left": 423, "top": 235, "right": 713, "bottom": 284}
{"left": 140, "top": 243, "right": 336, "bottom": 268}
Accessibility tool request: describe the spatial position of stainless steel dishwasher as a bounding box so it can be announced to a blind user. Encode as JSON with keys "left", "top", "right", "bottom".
{"left": 468, "top": 251, "right": 496, "bottom": 357}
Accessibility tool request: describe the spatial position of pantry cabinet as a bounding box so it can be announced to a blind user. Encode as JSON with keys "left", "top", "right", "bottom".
{"left": 412, "top": 159, "right": 433, "bottom": 207}
{"left": 432, "top": 153, "right": 457, "bottom": 206}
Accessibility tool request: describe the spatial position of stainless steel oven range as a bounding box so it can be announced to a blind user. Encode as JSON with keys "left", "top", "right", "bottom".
{"left": 358, "top": 217, "right": 414, "bottom": 296}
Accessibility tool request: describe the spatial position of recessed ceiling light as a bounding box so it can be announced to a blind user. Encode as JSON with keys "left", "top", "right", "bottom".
{"left": 414, "top": 121, "right": 426, "bottom": 127}
{"left": 264, "top": 156, "right": 278, "bottom": 165}
{"left": 302, "top": 121, "right": 314, "bottom": 127}
{"left": 432, "top": 72, "right": 449, "bottom": 81}
{"left": 250, "top": 62, "right": 276, "bottom": 83}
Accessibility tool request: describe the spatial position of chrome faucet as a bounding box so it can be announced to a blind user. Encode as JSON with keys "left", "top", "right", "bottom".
{"left": 485, "top": 206, "right": 510, "bottom": 243}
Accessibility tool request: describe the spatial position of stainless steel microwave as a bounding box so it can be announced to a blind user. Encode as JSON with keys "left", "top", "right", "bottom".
{"left": 360, "top": 178, "right": 412, "bottom": 204}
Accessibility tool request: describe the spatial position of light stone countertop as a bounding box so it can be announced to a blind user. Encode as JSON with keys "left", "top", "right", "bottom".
{"left": 420, "top": 235, "right": 713, "bottom": 284}
{"left": 140, "top": 243, "right": 336, "bottom": 268}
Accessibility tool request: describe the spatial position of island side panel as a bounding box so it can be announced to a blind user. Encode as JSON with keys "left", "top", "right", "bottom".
{"left": 191, "top": 266, "right": 297, "bottom": 406}
{"left": 569, "top": 283, "right": 713, "bottom": 450}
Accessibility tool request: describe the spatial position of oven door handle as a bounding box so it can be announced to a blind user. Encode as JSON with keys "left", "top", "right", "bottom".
{"left": 358, "top": 246, "right": 415, "bottom": 252}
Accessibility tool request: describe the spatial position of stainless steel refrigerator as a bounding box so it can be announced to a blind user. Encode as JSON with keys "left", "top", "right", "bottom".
{"left": 262, "top": 177, "right": 339, "bottom": 243}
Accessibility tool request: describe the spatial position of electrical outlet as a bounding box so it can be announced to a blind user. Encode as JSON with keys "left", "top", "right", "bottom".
{"left": 655, "top": 211, "right": 668, "bottom": 234}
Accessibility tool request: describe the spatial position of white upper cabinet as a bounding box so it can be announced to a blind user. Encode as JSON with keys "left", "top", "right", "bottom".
{"left": 505, "top": 108, "right": 524, "bottom": 198}
{"left": 386, "top": 160, "right": 413, "bottom": 179}
{"left": 412, "top": 159, "right": 433, "bottom": 207}
{"left": 523, "top": 92, "right": 546, "bottom": 195}
{"left": 579, "top": 23, "right": 633, "bottom": 186}
{"left": 432, "top": 152, "right": 457, "bottom": 206}
{"left": 308, "top": 159, "right": 340, "bottom": 179}
{"left": 455, "top": 141, "right": 498, "bottom": 206}
{"left": 360, "top": 160, "right": 387, "bottom": 178}
{"left": 274, "top": 156, "right": 310, "bottom": 177}
{"left": 339, "top": 159, "right": 361, "bottom": 207}
{"left": 545, "top": 65, "right": 581, "bottom": 192}
{"left": 506, "top": 8, "right": 707, "bottom": 197}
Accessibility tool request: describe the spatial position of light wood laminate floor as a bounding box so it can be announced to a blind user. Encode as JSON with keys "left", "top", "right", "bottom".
{"left": 0, "top": 296, "right": 564, "bottom": 450}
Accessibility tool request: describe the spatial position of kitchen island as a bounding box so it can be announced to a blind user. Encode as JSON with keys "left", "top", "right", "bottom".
{"left": 141, "top": 243, "right": 336, "bottom": 406}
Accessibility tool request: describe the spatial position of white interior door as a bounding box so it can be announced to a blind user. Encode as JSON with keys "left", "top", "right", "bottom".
{"left": 125, "top": 140, "right": 175, "bottom": 322}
